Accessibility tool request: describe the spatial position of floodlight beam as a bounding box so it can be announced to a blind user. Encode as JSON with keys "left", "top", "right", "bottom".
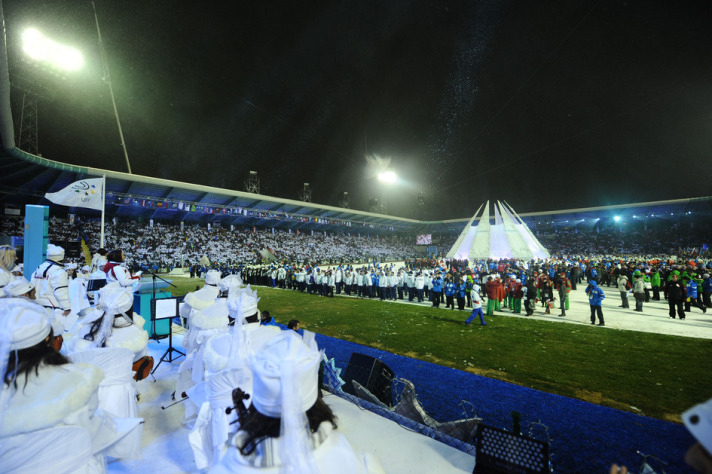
{"left": 22, "top": 28, "right": 84, "bottom": 71}
{"left": 378, "top": 170, "right": 397, "bottom": 183}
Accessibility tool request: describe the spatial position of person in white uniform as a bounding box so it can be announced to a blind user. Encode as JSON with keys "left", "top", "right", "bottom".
{"left": 0, "top": 245, "right": 17, "bottom": 297}
{"left": 103, "top": 249, "right": 141, "bottom": 287}
{"left": 0, "top": 298, "right": 141, "bottom": 472}
{"left": 210, "top": 331, "right": 384, "bottom": 474}
{"left": 31, "top": 244, "right": 71, "bottom": 314}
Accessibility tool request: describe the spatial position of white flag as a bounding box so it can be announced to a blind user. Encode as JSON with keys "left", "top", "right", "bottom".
{"left": 44, "top": 178, "right": 104, "bottom": 211}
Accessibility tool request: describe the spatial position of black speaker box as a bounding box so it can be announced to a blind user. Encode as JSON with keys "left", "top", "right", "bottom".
{"left": 342, "top": 352, "right": 394, "bottom": 406}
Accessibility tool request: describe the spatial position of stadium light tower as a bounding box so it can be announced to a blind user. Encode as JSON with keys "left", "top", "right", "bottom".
{"left": 92, "top": 1, "right": 133, "bottom": 174}
{"left": 22, "top": 28, "right": 84, "bottom": 71}
{"left": 244, "top": 171, "right": 260, "bottom": 194}
{"left": 377, "top": 170, "right": 397, "bottom": 214}
{"left": 14, "top": 28, "right": 84, "bottom": 155}
{"left": 299, "top": 183, "right": 312, "bottom": 202}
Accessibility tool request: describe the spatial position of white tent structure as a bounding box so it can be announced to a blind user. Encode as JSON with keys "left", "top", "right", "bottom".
{"left": 446, "top": 201, "right": 550, "bottom": 260}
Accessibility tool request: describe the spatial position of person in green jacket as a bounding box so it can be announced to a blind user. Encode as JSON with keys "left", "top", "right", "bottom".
{"left": 651, "top": 268, "right": 661, "bottom": 301}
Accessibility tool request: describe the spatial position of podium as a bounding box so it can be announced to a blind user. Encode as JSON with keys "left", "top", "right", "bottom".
{"left": 132, "top": 278, "right": 173, "bottom": 338}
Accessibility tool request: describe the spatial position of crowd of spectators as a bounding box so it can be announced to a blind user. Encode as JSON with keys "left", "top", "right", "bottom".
{"left": 0, "top": 216, "right": 413, "bottom": 269}
{"left": 1, "top": 215, "right": 710, "bottom": 270}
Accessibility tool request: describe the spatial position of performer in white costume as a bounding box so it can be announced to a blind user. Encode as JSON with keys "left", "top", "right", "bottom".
{"left": 180, "top": 269, "right": 222, "bottom": 331}
{"left": 0, "top": 245, "right": 17, "bottom": 297}
{"left": 0, "top": 298, "right": 141, "bottom": 473}
{"left": 103, "top": 249, "right": 141, "bottom": 287}
{"left": 64, "top": 283, "right": 150, "bottom": 364}
{"left": 210, "top": 331, "right": 384, "bottom": 474}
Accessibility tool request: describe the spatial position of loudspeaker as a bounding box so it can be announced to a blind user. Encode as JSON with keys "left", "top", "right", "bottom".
{"left": 342, "top": 353, "right": 394, "bottom": 406}
{"left": 474, "top": 424, "right": 551, "bottom": 474}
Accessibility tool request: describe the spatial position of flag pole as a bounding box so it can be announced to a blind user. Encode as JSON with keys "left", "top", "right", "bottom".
{"left": 100, "top": 174, "right": 106, "bottom": 248}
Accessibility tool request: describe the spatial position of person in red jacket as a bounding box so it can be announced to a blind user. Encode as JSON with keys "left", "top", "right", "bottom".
{"left": 555, "top": 272, "right": 572, "bottom": 317}
{"left": 512, "top": 279, "right": 524, "bottom": 313}
{"left": 495, "top": 275, "right": 506, "bottom": 311}
{"left": 484, "top": 276, "right": 498, "bottom": 315}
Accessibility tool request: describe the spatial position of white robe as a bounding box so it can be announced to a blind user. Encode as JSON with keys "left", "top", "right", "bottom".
{"left": 209, "top": 422, "right": 385, "bottom": 474}
{"left": 0, "top": 363, "right": 141, "bottom": 471}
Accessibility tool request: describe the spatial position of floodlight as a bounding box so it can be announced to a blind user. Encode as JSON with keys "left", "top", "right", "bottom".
{"left": 378, "top": 171, "right": 397, "bottom": 184}
{"left": 22, "top": 28, "right": 84, "bottom": 71}
{"left": 614, "top": 216, "right": 621, "bottom": 222}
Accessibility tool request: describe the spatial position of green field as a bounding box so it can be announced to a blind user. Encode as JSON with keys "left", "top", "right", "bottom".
{"left": 171, "top": 279, "right": 711, "bottom": 423}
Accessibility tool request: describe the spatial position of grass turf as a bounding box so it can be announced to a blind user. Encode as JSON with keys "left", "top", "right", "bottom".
{"left": 171, "top": 279, "right": 711, "bottom": 423}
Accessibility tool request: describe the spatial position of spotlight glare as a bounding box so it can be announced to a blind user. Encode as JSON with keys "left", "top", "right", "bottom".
{"left": 377, "top": 171, "right": 397, "bottom": 184}
{"left": 614, "top": 216, "right": 621, "bottom": 222}
{"left": 22, "top": 28, "right": 84, "bottom": 71}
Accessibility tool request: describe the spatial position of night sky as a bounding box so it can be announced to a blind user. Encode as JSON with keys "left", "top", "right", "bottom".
{"left": 4, "top": 1, "right": 712, "bottom": 220}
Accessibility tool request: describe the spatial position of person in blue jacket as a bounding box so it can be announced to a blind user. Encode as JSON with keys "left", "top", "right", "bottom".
{"left": 684, "top": 276, "right": 707, "bottom": 313}
{"left": 457, "top": 277, "right": 467, "bottom": 310}
{"left": 703, "top": 272, "right": 712, "bottom": 310}
{"left": 260, "top": 310, "right": 278, "bottom": 326}
{"left": 444, "top": 276, "right": 457, "bottom": 310}
{"left": 431, "top": 272, "right": 443, "bottom": 308}
{"left": 585, "top": 280, "right": 606, "bottom": 326}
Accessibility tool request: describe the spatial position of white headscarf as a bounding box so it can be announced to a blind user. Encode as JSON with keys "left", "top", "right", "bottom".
{"left": 84, "top": 284, "right": 134, "bottom": 348}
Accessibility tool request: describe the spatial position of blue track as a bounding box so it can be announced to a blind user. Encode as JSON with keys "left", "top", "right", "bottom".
{"left": 313, "top": 331, "right": 696, "bottom": 473}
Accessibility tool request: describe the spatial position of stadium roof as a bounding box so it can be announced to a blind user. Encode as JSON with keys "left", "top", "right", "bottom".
{"left": 0, "top": 147, "right": 425, "bottom": 233}
{"left": 2, "top": 145, "right": 710, "bottom": 237}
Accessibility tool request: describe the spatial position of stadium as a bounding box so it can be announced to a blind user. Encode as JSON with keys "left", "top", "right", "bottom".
{"left": 2, "top": 3, "right": 712, "bottom": 474}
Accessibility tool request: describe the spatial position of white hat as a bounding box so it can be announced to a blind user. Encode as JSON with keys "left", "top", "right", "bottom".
{"left": 81, "top": 265, "right": 91, "bottom": 273}
{"left": 205, "top": 269, "right": 222, "bottom": 286}
{"left": 682, "top": 398, "right": 712, "bottom": 456}
{"left": 219, "top": 274, "right": 242, "bottom": 294}
{"left": 65, "top": 262, "right": 78, "bottom": 270}
{"left": 250, "top": 330, "right": 321, "bottom": 417}
{"left": 1, "top": 298, "right": 52, "bottom": 351}
{"left": 228, "top": 286, "right": 258, "bottom": 319}
{"left": 3, "top": 277, "right": 34, "bottom": 297}
{"left": 47, "top": 244, "right": 65, "bottom": 262}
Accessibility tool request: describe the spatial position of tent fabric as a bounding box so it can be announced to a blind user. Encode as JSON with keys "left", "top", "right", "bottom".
{"left": 446, "top": 201, "right": 550, "bottom": 261}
